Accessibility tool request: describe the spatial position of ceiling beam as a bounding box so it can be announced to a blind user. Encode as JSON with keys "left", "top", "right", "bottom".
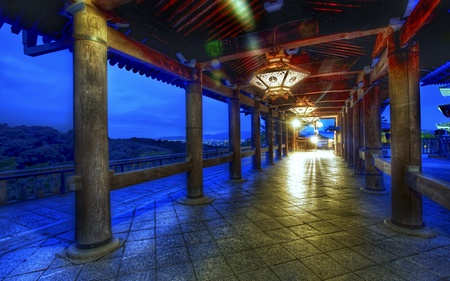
{"left": 108, "top": 26, "right": 192, "bottom": 81}
{"left": 306, "top": 70, "right": 360, "bottom": 79}
{"left": 371, "top": 27, "right": 394, "bottom": 58}
{"left": 400, "top": 0, "right": 442, "bottom": 47}
{"left": 294, "top": 80, "right": 354, "bottom": 95}
{"left": 202, "top": 76, "right": 233, "bottom": 99}
{"left": 109, "top": 25, "right": 254, "bottom": 108}
{"left": 276, "top": 97, "right": 347, "bottom": 107}
{"left": 369, "top": 48, "right": 388, "bottom": 83}
{"left": 313, "top": 108, "right": 344, "bottom": 114}
{"left": 371, "top": 0, "right": 443, "bottom": 58}
{"left": 199, "top": 27, "right": 389, "bottom": 65}
{"left": 92, "top": 0, "right": 134, "bottom": 11}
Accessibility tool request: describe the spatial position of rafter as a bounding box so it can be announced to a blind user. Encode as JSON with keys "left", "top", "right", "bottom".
{"left": 293, "top": 80, "right": 354, "bottom": 96}
{"left": 199, "top": 27, "right": 388, "bottom": 65}
{"left": 307, "top": 70, "right": 360, "bottom": 79}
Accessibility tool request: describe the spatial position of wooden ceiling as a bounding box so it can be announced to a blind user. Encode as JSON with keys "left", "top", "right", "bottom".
{"left": 1, "top": 0, "right": 449, "bottom": 119}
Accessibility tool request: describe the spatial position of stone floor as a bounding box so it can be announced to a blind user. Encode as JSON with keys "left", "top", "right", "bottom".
{"left": 1, "top": 150, "right": 450, "bottom": 280}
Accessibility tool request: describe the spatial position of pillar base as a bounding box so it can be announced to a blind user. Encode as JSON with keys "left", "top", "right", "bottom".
{"left": 66, "top": 237, "right": 121, "bottom": 262}
{"left": 360, "top": 187, "right": 389, "bottom": 195}
{"left": 176, "top": 196, "right": 215, "bottom": 206}
{"left": 228, "top": 178, "right": 246, "bottom": 183}
{"left": 383, "top": 219, "right": 436, "bottom": 238}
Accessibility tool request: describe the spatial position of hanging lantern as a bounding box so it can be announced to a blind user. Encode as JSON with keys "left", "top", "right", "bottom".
{"left": 249, "top": 49, "right": 309, "bottom": 100}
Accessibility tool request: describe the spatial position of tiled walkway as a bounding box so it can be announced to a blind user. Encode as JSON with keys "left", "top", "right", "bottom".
{"left": 1, "top": 151, "right": 450, "bottom": 280}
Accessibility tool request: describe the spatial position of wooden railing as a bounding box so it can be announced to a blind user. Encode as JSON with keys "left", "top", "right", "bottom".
{"left": 421, "top": 138, "right": 440, "bottom": 154}
{"left": 0, "top": 145, "right": 285, "bottom": 205}
{"left": 421, "top": 136, "right": 450, "bottom": 157}
{"left": 368, "top": 155, "right": 450, "bottom": 211}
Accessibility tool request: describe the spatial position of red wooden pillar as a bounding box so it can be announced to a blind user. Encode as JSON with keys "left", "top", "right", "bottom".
{"left": 387, "top": 37, "right": 425, "bottom": 231}
{"left": 252, "top": 98, "right": 262, "bottom": 169}
{"left": 229, "top": 89, "right": 242, "bottom": 180}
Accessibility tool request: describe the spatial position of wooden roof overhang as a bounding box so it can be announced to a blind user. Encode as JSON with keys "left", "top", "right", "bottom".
{"left": 1, "top": 0, "right": 449, "bottom": 120}
{"left": 421, "top": 61, "right": 450, "bottom": 86}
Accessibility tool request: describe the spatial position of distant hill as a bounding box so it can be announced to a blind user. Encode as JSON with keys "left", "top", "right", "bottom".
{"left": 0, "top": 124, "right": 228, "bottom": 172}
{"left": 160, "top": 131, "right": 252, "bottom": 140}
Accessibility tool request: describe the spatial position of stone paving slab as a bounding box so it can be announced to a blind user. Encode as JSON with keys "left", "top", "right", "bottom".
{"left": 1, "top": 151, "right": 450, "bottom": 280}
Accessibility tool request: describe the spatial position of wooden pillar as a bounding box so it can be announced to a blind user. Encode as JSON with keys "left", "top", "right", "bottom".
{"left": 341, "top": 112, "right": 345, "bottom": 157}
{"left": 266, "top": 109, "right": 274, "bottom": 164}
{"left": 388, "top": 38, "right": 423, "bottom": 229}
{"left": 353, "top": 100, "right": 364, "bottom": 174}
{"left": 347, "top": 102, "right": 354, "bottom": 167}
{"left": 335, "top": 115, "right": 341, "bottom": 156}
{"left": 292, "top": 123, "right": 297, "bottom": 151}
{"left": 229, "top": 89, "right": 242, "bottom": 180}
{"left": 69, "top": 2, "right": 119, "bottom": 258}
{"left": 0, "top": 180, "right": 7, "bottom": 205}
{"left": 342, "top": 109, "right": 348, "bottom": 160}
{"left": 252, "top": 98, "right": 262, "bottom": 169}
{"left": 285, "top": 117, "right": 289, "bottom": 156}
{"left": 186, "top": 67, "right": 204, "bottom": 198}
{"left": 277, "top": 117, "right": 283, "bottom": 159}
{"left": 363, "top": 85, "right": 385, "bottom": 192}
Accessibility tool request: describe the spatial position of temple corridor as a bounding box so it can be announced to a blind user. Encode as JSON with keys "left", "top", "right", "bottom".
{"left": 1, "top": 151, "right": 450, "bottom": 280}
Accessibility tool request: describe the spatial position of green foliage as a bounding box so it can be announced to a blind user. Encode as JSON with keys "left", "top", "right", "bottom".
{"left": 421, "top": 132, "right": 437, "bottom": 138}
{"left": 0, "top": 124, "right": 200, "bottom": 172}
{"left": 241, "top": 138, "right": 252, "bottom": 147}
{"left": 109, "top": 138, "right": 183, "bottom": 159}
{"left": 0, "top": 124, "right": 73, "bottom": 170}
{"left": 0, "top": 157, "right": 17, "bottom": 171}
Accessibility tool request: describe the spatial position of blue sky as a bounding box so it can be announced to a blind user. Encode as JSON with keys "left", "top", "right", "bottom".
{"left": 0, "top": 26, "right": 448, "bottom": 138}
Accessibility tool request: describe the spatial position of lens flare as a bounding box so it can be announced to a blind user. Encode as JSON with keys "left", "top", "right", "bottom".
{"left": 229, "top": 0, "right": 255, "bottom": 31}
{"left": 292, "top": 119, "right": 301, "bottom": 128}
{"left": 205, "top": 40, "right": 223, "bottom": 57}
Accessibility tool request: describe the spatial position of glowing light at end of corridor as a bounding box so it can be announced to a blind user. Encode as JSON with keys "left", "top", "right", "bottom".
{"left": 292, "top": 119, "right": 301, "bottom": 128}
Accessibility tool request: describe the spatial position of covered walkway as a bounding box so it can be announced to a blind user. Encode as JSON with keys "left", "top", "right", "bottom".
{"left": 1, "top": 151, "right": 450, "bottom": 280}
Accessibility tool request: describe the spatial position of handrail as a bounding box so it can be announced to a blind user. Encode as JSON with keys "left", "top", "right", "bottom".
{"left": 373, "top": 156, "right": 391, "bottom": 176}
{"left": 405, "top": 167, "right": 450, "bottom": 210}
{"left": 0, "top": 149, "right": 230, "bottom": 178}
{"left": 0, "top": 146, "right": 278, "bottom": 205}
{"left": 368, "top": 154, "right": 450, "bottom": 211}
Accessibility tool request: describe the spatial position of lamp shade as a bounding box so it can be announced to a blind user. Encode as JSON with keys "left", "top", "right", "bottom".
{"left": 250, "top": 50, "right": 309, "bottom": 100}
{"left": 302, "top": 116, "right": 320, "bottom": 124}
